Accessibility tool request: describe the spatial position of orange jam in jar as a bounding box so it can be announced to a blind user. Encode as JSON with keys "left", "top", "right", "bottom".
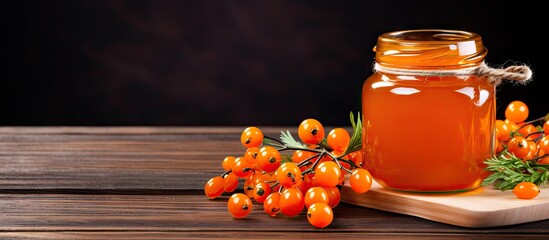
{"left": 362, "top": 30, "right": 495, "bottom": 192}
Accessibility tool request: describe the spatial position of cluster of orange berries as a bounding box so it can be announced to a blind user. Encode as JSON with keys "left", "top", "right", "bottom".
{"left": 204, "top": 118, "right": 372, "bottom": 228}
{"left": 494, "top": 100, "right": 549, "bottom": 199}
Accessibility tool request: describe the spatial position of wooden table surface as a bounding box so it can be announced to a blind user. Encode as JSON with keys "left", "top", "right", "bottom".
{"left": 1, "top": 127, "right": 548, "bottom": 239}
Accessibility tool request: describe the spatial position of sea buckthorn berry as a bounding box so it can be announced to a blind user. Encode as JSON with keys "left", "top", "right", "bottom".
{"left": 538, "top": 155, "right": 549, "bottom": 164}
{"left": 544, "top": 120, "right": 549, "bottom": 135}
{"left": 279, "top": 187, "right": 305, "bottom": 217}
{"left": 505, "top": 119, "right": 519, "bottom": 131}
{"left": 243, "top": 176, "right": 255, "bottom": 198}
{"left": 223, "top": 173, "right": 239, "bottom": 193}
{"left": 232, "top": 157, "right": 254, "bottom": 178}
{"left": 298, "top": 119, "right": 325, "bottom": 144}
{"left": 253, "top": 182, "right": 272, "bottom": 203}
{"left": 315, "top": 161, "right": 341, "bottom": 188}
{"left": 204, "top": 176, "right": 225, "bottom": 199}
{"left": 263, "top": 192, "right": 281, "bottom": 216}
{"left": 244, "top": 147, "right": 260, "bottom": 164}
{"left": 338, "top": 171, "right": 346, "bottom": 186}
{"left": 240, "top": 126, "right": 264, "bottom": 148}
{"left": 276, "top": 162, "right": 302, "bottom": 188}
{"left": 257, "top": 146, "right": 282, "bottom": 172}
{"left": 292, "top": 150, "right": 316, "bottom": 164}
{"left": 495, "top": 120, "right": 510, "bottom": 141}
{"left": 244, "top": 172, "right": 268, "bottom": 198}
{"left": 505, "top": 101, "right": 529, "bottom": 123}
{"left": 222, "top": 156, "right": 236, "bottom": 171}
{"left": 304, "top": 187, "right": 329, "bottom": 208}
{"left": 327, "top": 128, "right": 351, "bottom": 152}
{"left": 522, "top": 141, "right": 541, "bottom": 161}
{"left": 350, "top": 168, "right": 373, "bottom": 193}
{"left": 512, "top": 182, "right": 540, "bottom": 199}
{"left": 323, "top": 186, "right": 341, "bottom": 208}
{"left": 519, "top": 124, "right": 540, "bottom": 140}
{"left": 295, "top": 178, "right": 309, "bottom": 194}
{"left": 307, "top": 203, "right": 333, "bottom": 228}
{"left": 494, "top": 140, "right": 504, "bottom": 154}
{"left": 228, "top": 193, "right": 252, "bottom": 218}
{"left": 301, "top": 173, "right": 316, "bottom": 191}
{"left": 507, "top": 136, "right": 529, "bottom": 158}
{"left": 539, "top": 136, "right": 549, "bottom": 153}
{"left": 348, "top": 150, "right": 364, "bottom": 167}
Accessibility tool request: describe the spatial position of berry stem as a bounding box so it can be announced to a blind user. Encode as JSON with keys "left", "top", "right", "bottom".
{"left": 278, "top": 146, "right": 323, "bottom": 153}
{"left": 525, "top": 131, "right": 544, "bottom": 140}
{"left": 516, "top": 116, "right": 548, "bottom": 130}
{"left": 339, "top": 159, "right": 359, "bottom": 169}
{"left": 302, "top": 152, "right": 326, "bottom": 175}
{"left": 264, "top": 135, "right": 285, "bottom": 147}
{"left": 221, "top": 170, "right": 232, "bottom": 178}
{"left": 297, "top": 153, "right": 321, "bottom": 167}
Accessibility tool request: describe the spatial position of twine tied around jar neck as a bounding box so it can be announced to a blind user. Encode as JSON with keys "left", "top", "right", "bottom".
{"left": 373, "top": 62, "right": 533, "bottom": 86}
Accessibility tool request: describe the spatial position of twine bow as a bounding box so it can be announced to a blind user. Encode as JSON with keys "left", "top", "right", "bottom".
{"left": 475, "top": 63, "right": 533, "bottom": 86}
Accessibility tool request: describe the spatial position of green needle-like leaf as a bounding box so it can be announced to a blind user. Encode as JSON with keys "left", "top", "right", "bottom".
{"left": 280, "top": 130, "right": 306, "bottom": 148}
{"left": 482, "top": 150, "right": 549, "bottom": 191}
{"left": 343, "top": 112, "right": 362, "bottom": 155}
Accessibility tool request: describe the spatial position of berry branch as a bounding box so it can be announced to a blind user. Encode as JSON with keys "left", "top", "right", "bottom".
{"left": 483, "top": 100, "right": 549, "bottom": 199}
{"left": 204, "top": 112, "right": 372, "bottom": 228}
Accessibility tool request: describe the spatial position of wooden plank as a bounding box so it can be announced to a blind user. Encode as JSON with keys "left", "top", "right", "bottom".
{"left": 1, "top": 232, "right": 546, "bottom": 240}
{"left": 0, "top": 127, "right": 288, "bottom": 135}
{"left": 341, "top": 181, "right": 549, "bottom": 228}
{"left": 0, "top": 194, "right": 547, "bottom": 233}
{"left": 0, "top": 133, "right": 243, "bottom": 190}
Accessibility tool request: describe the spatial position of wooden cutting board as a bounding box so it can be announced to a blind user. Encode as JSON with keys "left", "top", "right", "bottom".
{"left": 340, "top": 180, "right": 549, "bottom": 228}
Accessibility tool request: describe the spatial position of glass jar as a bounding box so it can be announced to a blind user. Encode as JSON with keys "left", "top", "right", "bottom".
{"left": 362, "top": 30, "right": 495, "bottom": 192}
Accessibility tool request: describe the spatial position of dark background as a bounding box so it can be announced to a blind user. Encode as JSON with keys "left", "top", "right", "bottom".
{"left": 1, "top": 0, "right": 546, "bottom": 126}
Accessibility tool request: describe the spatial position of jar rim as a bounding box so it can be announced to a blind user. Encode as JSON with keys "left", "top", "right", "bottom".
{"left": 379, "top": 29, "right": 481, "bottom": 44}
{"left": 374, "top": 29, "right": 487, "bottom": 69}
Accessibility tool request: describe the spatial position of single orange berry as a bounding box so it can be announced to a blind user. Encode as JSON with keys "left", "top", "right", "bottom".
{"left": 348, "top": 150, "right": 364, "bottom": 168}
{"left": 292, "top": 150, "right": 316, "bottom": 164}
{"left": 505, "top": 119, "right": 519, "bottom": 131}
{"left": 307, "top": 203, "right": 333, "bottom": 228}
{"left": 204, "top": 176, "right": 225, "bottom": 199}
{"left": 327, "top": 128, "right": 351, "bottom": 152}
{"left": 512, "top": 182, "right": 540, "bottom": 199}
{"left": 256, "top": 146, "right": 282, "bottom": 172}
{"left": 323, "top": 186, "right": 341, "bottom": 208}
{"left": 253, "top": 182, "right": 272, "bottom": 203}
{"left": 227, "top": 193, "right": 252, "bottom": 218}
{"left": 279, "top": 187, "right": 305, "bottom": 217}
{"left": 244, "top": 147, "right": 260, "bottom": 164}
{"left": 223, "top": 173, "right": 239, "bottom": 193}
{"left": 304, "top": 187, "right": 329, "bottom": 208}
{"left": 240, "top": 126, "right": 264, "bottom": 148}
{"left": 544, "top": 119, "right": 549, "bottom": 135}
{"left": 350, "top": 168, "right": 373, "bottom": 193}
{"left": 505, "top": 101, "right": 529, "bottom": 123}
{"left": 222, "top": 156, "right": 236, "bottom": 171}
{"left": 519, "top": 124, "right": 540, "bottom": 140}
{"left": 495, "top": 120, "right": 510, "bottom": 141}
{"left": 298, "top": 119, "right": 325, "bottom": 144}
{"left": 538, "top": 136, "right": 549, "bottom": 153}
{"left": 538, "top": 155, "right": 549, "bottom": 164}
{"left": 315, "top": 161, "right": 341, "bottom": 188}
{"left": 508, "top": 136, "right": 529, "bottom": 158}
{"left": 263, "top": 192, "right": 281, "bottom": 216}
{"left": 276, "top": 162, "right": 302, "bottom": 188}
{"left": 232, "top": 157, "right": 254, "bottom": 178}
